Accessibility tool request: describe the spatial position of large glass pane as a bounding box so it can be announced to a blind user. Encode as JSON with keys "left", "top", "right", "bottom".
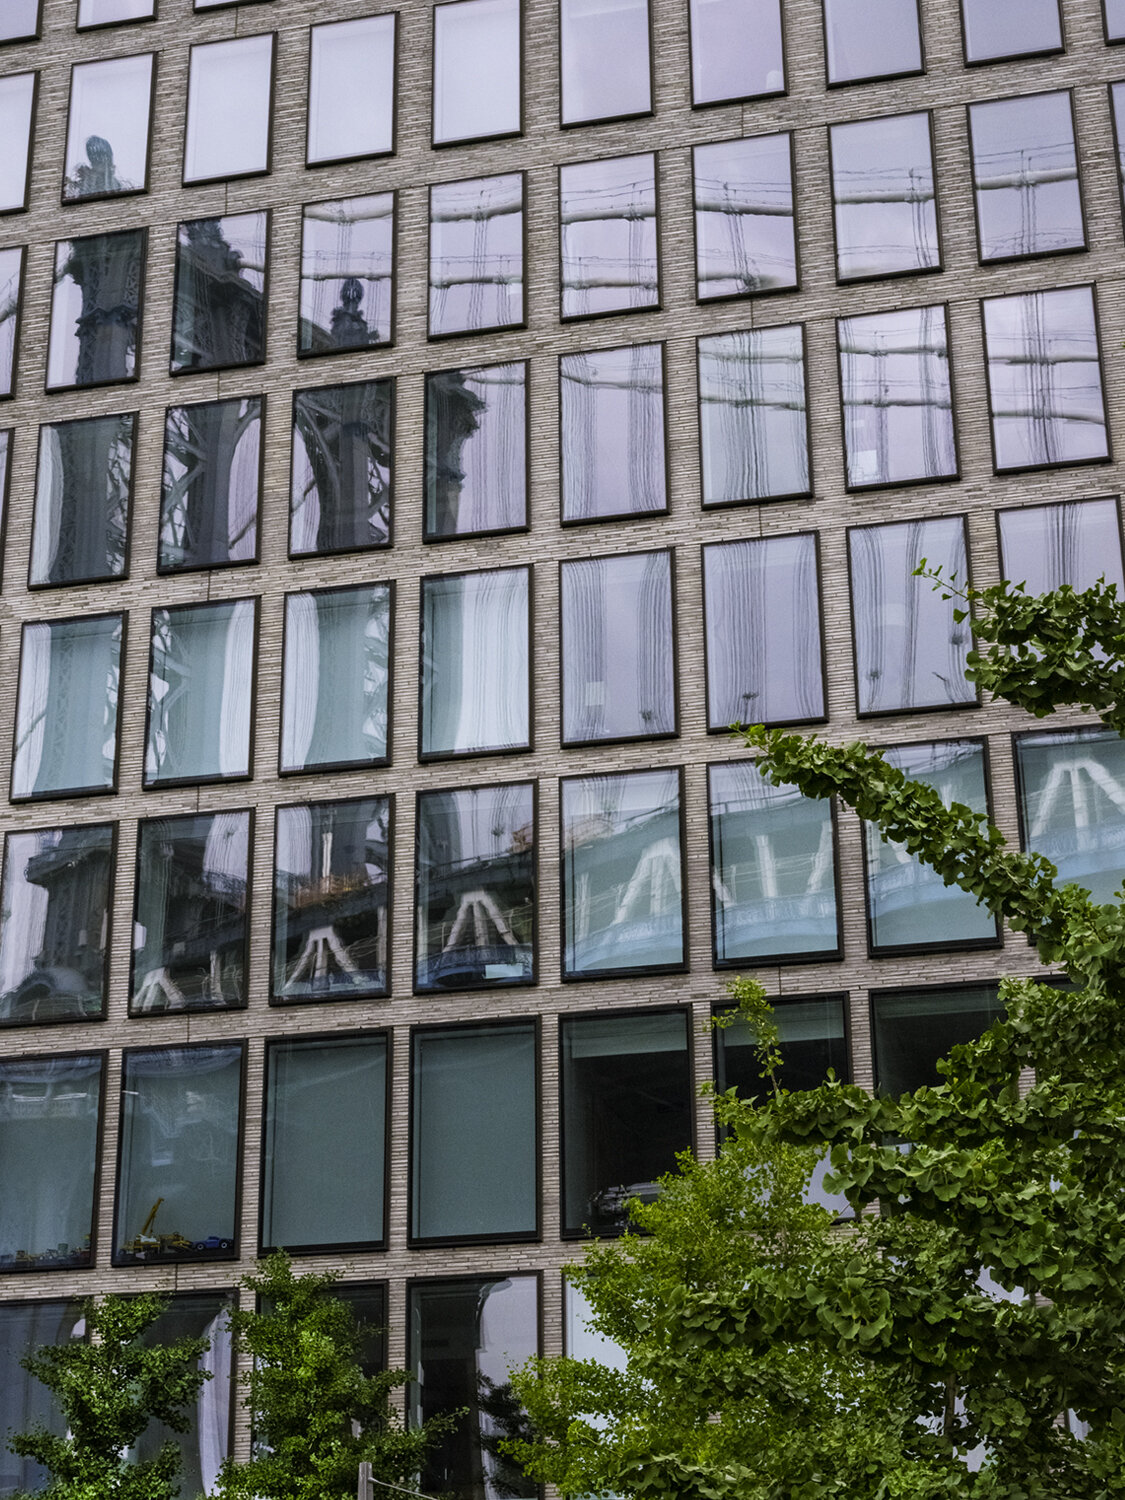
{"left": 12, "top": 615, "right": 122, "bottom": 799}
{"left": 873, "top": 985, "right": 1002, "bottom": 1093}
{"left": 291, "top": 379, "right": 392, "bottom": 554}
{"left": 998, "top": 497, "right": 1125, "bottom": 594}
{"left": 408, "top": 1277, "right": 537, "bottom": 1500}
{"left": 0, "top": 825, "right": 113, "bottom": 1026}
{"left": 0, "top": 0, "right": 40, "bottom": 41}
{"left": 64, "top": 53, "right": 153, "bottom": 201}
{"left": 145, "top": 599, "right": 256, "bottom": 786}
{"left": 849, "top": 516, "right": 974, "bottom": 715}
{"left": 159, "top": 397, "right": 260, "bottom": 572}
{"left": 961, "top": 0, "right": 1061, "bottom": 62}
{"left": 866, "top": 741, "right": 998, "bottom": 950}
{"left": 561, "top": 1010, "right": 691, "bottom": 1236}
{"left": 281, "top": 584, "right": 391, "bottom": 773}
{"left": 838, "top": 305, "right": 957, "bottom": 487}
{"left": 694, "top": 134, "right": 796, "bottom": 298}
{"left": 415, "top": 782, "right": 535, "bottom": 991}
{"left": 31, "top": 412, "right": 134, "bottom": 586}
{"left": 830, "top": 111, "right": 939, "bottom": 280}
{"left": 703, "top": 534, "right": 824, "bottom": 729}
{"left": 560, "top": 343, "right": 666, "bottom": 521}
{"left": 411, "top": 1024, "right": 537, "bottom": 1241}
{"left": 130, "top": 811, "right": 250, "bottom": 1016}
{"left": 299, "top": 195, "right": 393, "bottom": 354}
{"left": 560, "top": 153, "right": 658, "bottom": 318}
{"left": 0, "top": 1055, "right": 102, "bottom": 1271}
{"left": 273, "top": 798, "right": 391, "bottom": 1002}
{"left": 690, "top": 0, "right": 784, "bottom": 104}
{"left": 562, "top": 768, "right": 684, "bottom": 977}
{"left": 709, "top": 761, "right": 839, "bottom": 963}
{"left": 184, "top": 33, "right": 274, "bottom": 183}
{"left": 1109, "top": 0, "right": 1125, "bottom": 39}
{"left": 171, "top": 213, "right": 267, "bottom": 374}
{"left": 262, "top": 1035, "right": 387, "bottom": 1251}
{"left": 823, "top": 0, "right": 922, "bottom": 83}
{"left": 561, "top": 550, "right": 675, "bottom": 743}
{"left": 1016, "top": 728, "right": 1125, "bottom": 903}
{"left": 561, "top": 0, "right": 650, "bottom": 124}
{"left": 983, "top": 287, "right": 1109, "bottom": 471}
{"left": 419, "top": 568, "right": 529, "bottom": 757}
{"left": 307, "top": 14, "right": 395, "bottom": 165}
{"left": 715, "top": 995, "right": 849, "bottom": 1099}
{"left": 969, "top": 91, "right": 1082, "bottom": 261}
{"left": 434, "top": 0, "right": 520, "bottom": 144}
{"left": 429, "top": 174, "right": 524, "bottom": 337}
{"left": 0, "top": 72, "right": 34, "bottom": 212}
{"left": 0, "top": 1302, "right": 84, "bottom": 1499}
{"left": 114, "top": 1044, "right": 242, "bottom": 1265}
{"left": 0, "top": 246, "right": 20, "bottom": 397}
{"left": 425, "top": 362, "right": 526, "bottom": 537}
{"left": 78, "top": 0, "right": 155, "bottom": 24}
{"left": 698, "top": 325, "right": 810, "bottom": 505}
{"left": 47, "top": 229, "right": 145, "bottom": 390}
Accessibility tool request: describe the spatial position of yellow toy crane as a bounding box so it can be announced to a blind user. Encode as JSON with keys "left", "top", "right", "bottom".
{"left": 122, "top": 1197, "right": 165, "bottom": 1255}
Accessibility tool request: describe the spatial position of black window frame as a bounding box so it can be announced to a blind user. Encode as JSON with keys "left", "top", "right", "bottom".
{"left": 558, "top": 149, "right": 662, "bottom": 322}
{"left": 959, "top": 0, "right": 1064, "bottom": 66}
{"left": 0, "top": 69, "right": 37, "bottom": 215}
{"left": 712, "top": 992, "right": 851, "bottom": 1102}
{"left": 76, "top": 0, "right": 158, "bottom": 32}
{"left": 157, "top": 394, "right": 264, "bottom": 576}
{"left": 820, "top": 0, "right": 925, "bottom": 88}
{"left": 305, "top": 12, "right": 398, "bottom": 168}
{"left": 688, "top": 0, "right": 787, "bottom": 108}
{"left": 994, "top": 492, "right": 1125, "bottom": 590}
{"left": 0, "top": 244, "right": 25, "bottom": 401}
{"left": 558, "top": 339, "right": 669, "bottom": 525}
{"left": 288, "top": 375, "right": 395, "bottom": 558}
{"left": 182, "top": 31, "right": 277, "bottom": 188}
{"left": 427, "top": 170, "right": 527, "bottom": 341}
{"left": 28, "top": 409, "right": 137, "bottom": 590}
{"left": 169, "top": 210, "right": 270, "bottom": 377}
{"left": 431, "top": 0, "right": 524, "bottom": 148}
{"left": 422, "top": 358, "right": 529, "bottom": 542}
{"left": 297, "top": 191, "right": 397, "bottom": 358}
{"left": 691, "top": 130, "right": 800, "bottom": 303}
{"left": 870, "top": 980, "right": 1003, "bottom": 1094}
{"left": 558, "top": 0, "right": 654, "bottom": 128}
{"left": 0, "top": 0, "right": 42, "bottom": 43}
{"left": 46, "top": 227, "right": 148, "bottom": 394}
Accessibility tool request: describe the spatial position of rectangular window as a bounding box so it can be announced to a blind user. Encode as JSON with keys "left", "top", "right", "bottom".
{"left": 961, "top": 0, "right": 1061, "bottom": 62}
{"left": 114, "top": 1044, "right": 243, "bottom": 1265}
{"left": 281, "top": 583, "right": 391, "bottom": 773}
{"left": 823, "top": 0, "right": 922, "bottom": 83}
{"left": 693, "top": 134, "right": 797, "bottom": 298}
{"left": 415, "top": 782, "right": 535, "bottom": 992}
{"left": 1016, "top": 728, "right": 1125, "bottom": 904}
{"left": 715, "top": 994, "right": 849, "bottom": 1099}
{"left": 562, "top": 768, "right": 685, "bottom": 977}
{"left": 560, "top": 343, "right": 666, "bottom": 521}
{"left": 865, "top": 741, "right": 998, "bottom": 951}
{"left": 410, "top": 1023, "right": 538, "bottom": 1242}
{"left": 849, "top": 516, "right": 974, "bottom": 715}
{"left": 184, "top": 33, "right": 274, "bottom": 183}
{"left": 64, "top": 54, "right": 153, "bottom": 202}
{"left": 429, "top": 173, "right": 524, "bottom": 337}
{"left": 0, "top": 1054, "right": 102, "bottom": 1272}
{"left": 0, "top": 246, "right": 21, "bottom": 398}
{"left": 424, "top": 362, "right": 526, "bottom": 538}
{"left": 0, "top": 72, "right": 34, "bottom": 213}
{"left": 160, "top": 397, "right": 261, "bottom": 572}
{"left": 408, "top": 1277, "right": 538, "bottom": 1500}
{"left": 132, "top": 1295, "right": 233, "bottom": 1499}
{"left": 299, "top": 195, "right": 393, "bottom": 354}
{"left": 702, "top": 534, "right": 825, "bottom": 729}
{"left": 561, "top": 550, "right": 676, "bottom": 743}
{"left": 307, "top": 14, "right": 395, "bottom": 165}
{"left": 561, "top": 0, "right": 651, "bottom": 124}
{"left": 0, "top": 824, "right": 114, "bottom": 1027}
{"left": 1112, "top": 83, "right": 1125, "bottom": 217}
{"left": 434, "top": 0, "right": 520, "bottom": 145}
{"left": 273, "top": 798, "right": 391, "bottom": 1003}
{"left": 13, "top": 614, "right": 122, "bottom": 800}
{"left": 709, "top": 761, "right": 839, "bottom": 964}
{"left": 565, "top": 1280, "right": 627, "bottom": 1366}
{"left": 0, "top": 1301, "right": 84, "bottom": 1498}
{"left": 78, "top": 0, "right": 155, "bottom": 24}
{"left": 145, "top": 599, "right": 256, "bottom": 786}
{"left": 31, "top": 413, "right": 134, "bottom": 587}
{"left": 830, "top": 111, "right": 939, "bottom": 280}
{"left": 969, "top": 91, "right": 1083, "bottom": 261}
{"left": 698, "top": 325, "right": 810, "bottom": 505}
{"left": 560, "top": 153, "right": 658, "bottom": 318}
{"left": 690, "top": 0, "right": 784, "bottom": 104}
{"left": 982, "top": 286, "right": 1109, "bottom": 471}
{"left": 419, "top": 567, "right": 530, "bottom": 758}
{"left": 838, "top": 305, "right": 957, "bottom": 488}
{"left": 0, "top": 0, "right": 40, "bottom": 40}
{"left": 1109, "top": 0, "right": 1125, "bottom": 39}
{"left": 998, "top": 496, "right": 1125, "bottom": 594}
{"left": 262, "top": 1034, "right": 387, "bottom": 1252}
{"left": 171, "top": 213, "right": 267, "bottom": 374}
{"left": 561, "top": 1009, "right": 691, "bottom": 1236}
{"left": 47, "top": 230, "right": 145, "bottom": 390}
{"left": 873, "top": 985, "right": 1002, "bottom": 1093}
{"left": 291, "top": 379, "right": 392, "bottom": 555}
{"left": 130, "top": 811, "right": 250, "bottom": 1016}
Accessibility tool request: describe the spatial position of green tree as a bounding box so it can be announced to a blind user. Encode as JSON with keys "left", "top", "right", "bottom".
{"left": 7, "top": 1292, "right": 211, "bottom": 1500}
{"left": 507, "top": 576, "right": 1125, "bottom": 1499}
{"left": 215, "top": 1251, "right": 455, "bottom": 1500}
